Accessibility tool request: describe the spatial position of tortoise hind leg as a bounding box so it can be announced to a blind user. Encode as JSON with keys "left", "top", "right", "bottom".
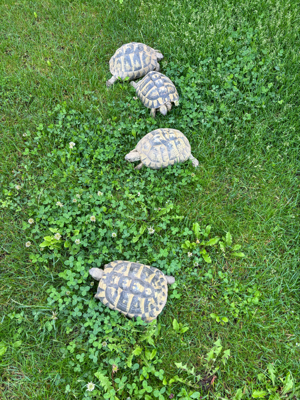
{"left": 106, "top": 76, "right": 118, "bottom": 88}
{"left": 189, "top": 154, "right": 199, "bottom": 168}
{"left": 155, "top": 62, "right": 160, "bottom": 72}
{"left": 150, "top": 108, "right": 156, "bottom": 118}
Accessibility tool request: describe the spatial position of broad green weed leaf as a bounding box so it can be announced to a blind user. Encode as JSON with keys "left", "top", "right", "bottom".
{"left": 193, "top": 222, "right": 200, "bottom": 239}
{"left": 173, "top": 318, "right": 179, "bottom": 332}
{"left": 0, "top": 343, "right": 7, "bottom": 357}
{"left": 206, "top": 237, "right": 219, "bottom": 246}
{"left": 202, "top": 253, "right": 212, "bottom": 263}
{"left": 12, "top": 340, "right": 22, "bottom": 348}
{"left": 95, "top": 371, "right": 113, "bottom": 392}
{"left": 233, "top": 388, "right": 244, "bottom": 400}
{"left": 132, "top": 346, "right": 142, "bottom": 356}
{"left": 282, "top": 372, "right": 294, "bottom": 394}
{"left": 267, "top": 363, "right": 276, "bottom": 386}
{"left": 225, "top": 232, "right": 232, "bottom": 246}
{"left": 232, "top": 252, "right": 245, "bottom": 258}
{"left": 252, "top": 390, "right": 267, "bottom": 398}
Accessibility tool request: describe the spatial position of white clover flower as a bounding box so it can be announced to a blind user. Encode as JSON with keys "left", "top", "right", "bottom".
{"left": 15, "top": 185, "right": 21, "bottom": 190}
{"left": 137, "top": 192, "right": 140, "bottom": 196}
{"left": 51, "top": 311, "right": 58, "bottom": 320}
{"left": 72, "top": 198, "right": 77, "bottom": 203}
{"left": 76, "top": 194, "right": 80, "bottom": 198}
{"left": 112, "top": 232, "right": 117, "bottom": 238}
{"left": 28, "top": 218, "right": 34, "bottom": 224}
{"left": 102, "top": 341, "right": 108, "bottom": 347}
{"left": 66, "top": 291, "right": 70, "bottom": 296}
{"left": 25, "top": 241, "right": 31, "bottom": 247}
{"left": 194, "top": 261, "right": 199, "bottom": 267}
{"left": 56, "top": 201, "right": 63, "bottom": 207}
{"left": 296, "top": 343, "right": 300, "bottom": 347}
{"left": 22, "top": 132, "right": 27, "bottom": 137}
{"left": 191, "top": 173, "right": 195, "bottom": 177}
{"left": 86, "top": 382, "right": 95, "bottom": 392}
{"left": 90, "top": 281, "right": 94, "bottom": 286}
{"left": 90, "top": 215, "right": 96, "bottom": 222}
{"left": 187, "top": 252, "right": 193, "bottom": 257}
{"left": 54, "top": 233, "right": 61, "bottom": 240}
{"left": 148, "top": 226, "right": 155, "bottom": 235}
{"left": 69, "top": 142, "right": 75, "bottom": 149}
{"left": 112, "top": 364, "right": 118, "bottom": 373}
{"left": 97, "top": 191, "right": 103, "bottom": 196}
{"left": 75, "top": 239, "right": 80, "bottom": 245}
{"left": 133, "top": 97, "right": 137, "bottom": 100}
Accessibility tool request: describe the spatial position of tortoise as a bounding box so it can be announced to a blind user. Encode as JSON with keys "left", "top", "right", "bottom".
{"left": 125, "top": 128, "right": 199, "bottom": 170}
{"left": 106, "top": 42, "right": 163, "bottom": 87}
{"left": 130, "top": 71, "right": 179, "bottom": 117}
{"left": 89, "top": 260, "right": 175, "bottom": 322}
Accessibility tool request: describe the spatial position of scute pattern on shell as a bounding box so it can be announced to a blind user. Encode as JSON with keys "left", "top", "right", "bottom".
{"left": 136, "top": 128, "right": 191, "bottom": 169}
{"left": 94, "top": 260, "right": 168, "bottom": 322}
{"left": 109, "top": 43, "right": 158, "bottom": 81}
{"left": 136, "top": 71, "right": 179, "bottom": 109}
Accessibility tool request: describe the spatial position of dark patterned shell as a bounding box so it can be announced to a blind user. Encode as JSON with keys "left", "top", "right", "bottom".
{"left": 94, "top": 261, "right": 168, "bottom": 322}
{"left": 136, "top": 71, "right": 179, "bottom": 109}
{"left": 109, "top": 43, "right": 158, "bottom": 81}
{"left": 136, "top": 128, "right": 191, "bottom": 169}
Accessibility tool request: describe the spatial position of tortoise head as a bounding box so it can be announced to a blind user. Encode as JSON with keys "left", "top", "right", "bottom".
{"left": 125, "top": 149, "right": 141, "bottom": 163}
{"left": 89, "top": 268, "right": 104, "bottom": 281}
{"left": 155, "top": 51, "right": 164, "bottom": 61}
{"left": 159, "top": 105, "right": 168, "bottom": 116}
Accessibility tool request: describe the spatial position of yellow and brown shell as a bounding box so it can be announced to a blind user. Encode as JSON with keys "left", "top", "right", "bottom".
{"left": 94, "top": 260, "right": 169, "bottom": 322}
{"left": 109, "top": 43, "right": 159, "bottom": 81}
{"left": 136, "top": 128, "right": 191, "bottom": 169}
{"left": 135, "top": 71, "right": 179, "bottom": 109}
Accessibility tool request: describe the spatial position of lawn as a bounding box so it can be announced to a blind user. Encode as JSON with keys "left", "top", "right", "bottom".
{"left": 0, "top": 0, "right": 299, "bottom": 399}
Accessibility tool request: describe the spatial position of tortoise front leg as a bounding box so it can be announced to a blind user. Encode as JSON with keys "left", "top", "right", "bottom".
{"left": 189, "top": 154, "right": 199, "bottom": 167}
{"left": 150, "top": 108, "right": 156, "bottom": 118}
{"left": 135, "top": 163, "right": 143, "bottom": 170}
{"left": 130, "top": 81, "right": 138, "bottom": 89}
{"left": 106, "top": 76, "right": 118, "bottom": 88}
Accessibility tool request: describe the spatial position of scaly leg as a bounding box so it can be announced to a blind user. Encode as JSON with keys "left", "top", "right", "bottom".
{"left": 155, "top": 62, "right": 160, "bottom": 72}
{"left": 130, "top": 81, "right": 138, "bottom": 89}
{"left": 150, "top": 108, "right": 156, "bottom": 118}
{"left": 106, "top": 76, "right": 118, "bottom": 88}
{"left": 135, "top": 163, "right": 143, "bottom": 170}
{"left": 189, "top": 154, "right": 199, "bottom": 167}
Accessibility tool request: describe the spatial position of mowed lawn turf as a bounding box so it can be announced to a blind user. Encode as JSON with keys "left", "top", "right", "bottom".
{"left": 0, "top": 0, "right": 299, "bottom": 399}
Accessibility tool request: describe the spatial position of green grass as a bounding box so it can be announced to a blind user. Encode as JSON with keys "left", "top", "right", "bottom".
{"left": 1, "top": 0, "right": 300, "bottom": 399}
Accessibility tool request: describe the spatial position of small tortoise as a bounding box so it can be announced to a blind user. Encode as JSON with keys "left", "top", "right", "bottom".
{"left": 125, "top": 128, "right": 199, "bottom": 169}
{"left": 130, "top": 71, "right": 179, "bottom": 117}
{"left": 106, "top": 42, "right": 163, "bottom": 87}
{"left": 89, "top": 260, "right": 175, "bottom": 322}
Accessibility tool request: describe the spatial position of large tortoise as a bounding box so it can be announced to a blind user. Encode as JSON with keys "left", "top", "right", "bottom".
{"left": 125, "top": 128, "right": 199, "bottom": 169}
{"left": 130, "top": 71, "right": 179, "bottom": 117}
{"left": 89, "top": 261, "right": 175, "bottom": 322}
{"left": 106, "top": 42, "right": 163, "bottom": 87}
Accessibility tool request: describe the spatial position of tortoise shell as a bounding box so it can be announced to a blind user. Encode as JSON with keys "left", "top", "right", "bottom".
{"left": 136, "top": 128, "right": 191, "bottom": 169}
{"left": 135, "top": 71, "right": 179, "bottom": 109}
{"left": 94, "top": 260, "right": 169, "bottom": 322}
{"left": 109, "top": 42, "right": 159, "bottom": 81}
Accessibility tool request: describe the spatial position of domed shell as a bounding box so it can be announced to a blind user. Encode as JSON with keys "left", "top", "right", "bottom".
{"left": 109, "top": 43, "right": 158, "bottom": 81}
{"left": 94, "top": 260, "right": 169, "bottom": 322}
{"left": 136, "top": 128, "right": 191, "bottom": 169}
{"left": 136, "top": 71, "right": 179, "bottom": 109}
